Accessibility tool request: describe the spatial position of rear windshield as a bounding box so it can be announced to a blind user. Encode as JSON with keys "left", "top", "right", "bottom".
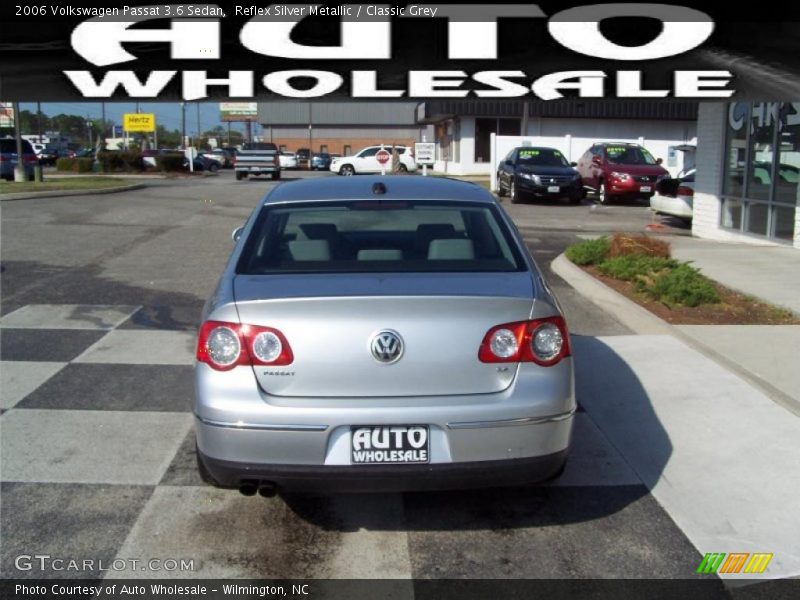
{"left": 237, "top": 201, "right": 525, "bottom": 274}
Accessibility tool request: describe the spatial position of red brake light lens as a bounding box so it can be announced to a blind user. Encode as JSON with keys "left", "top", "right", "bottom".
{"left": 197, "top": 320, "right": 293, "bottom": 371}
{"left": 677, "top": 185, "right": 694, "bottom": 197}
{"left": 479, "top": 317, "right": 571, "bottom": 366}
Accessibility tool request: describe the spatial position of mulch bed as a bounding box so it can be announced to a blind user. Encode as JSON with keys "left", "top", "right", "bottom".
{"left": 583, "top": 265, "right": 800, "bottom": 325}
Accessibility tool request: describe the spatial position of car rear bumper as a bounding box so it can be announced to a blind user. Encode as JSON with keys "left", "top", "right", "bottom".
{"left": 236, "top": 166, "right": 279, "bottom": 173}
{"left": 197, "top": 446, "right": 569, "bottom": 492}
{"left": 650, "top": 194, "right": 693, "bottom": 218}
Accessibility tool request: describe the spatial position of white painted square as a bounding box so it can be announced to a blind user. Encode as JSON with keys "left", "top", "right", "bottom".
{"left": 0, "top": 409, "right": 192, "bottom": 485}
{"left": 75, "top": 330, "right": 196, "bottom": 365}
{"left": 0, "top": 361, "right": 66, "bottom": 409}
{"left": 0, "top": 304, "right": 140, "bottom": 330}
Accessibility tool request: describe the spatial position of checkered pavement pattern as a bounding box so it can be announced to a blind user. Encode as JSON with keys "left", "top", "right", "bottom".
{"left": 1, "top": 304, "right": 705, "bottom": 580}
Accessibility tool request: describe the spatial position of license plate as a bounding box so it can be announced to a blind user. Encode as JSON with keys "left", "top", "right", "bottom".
{"left": 547, "top": 185, "right": 560, "bottom": 193}
{"left": 640, "top": 185, "right": 652, "bottom": 192}
{"left": 351, "top": 425, "right": 430, "bottom": 465}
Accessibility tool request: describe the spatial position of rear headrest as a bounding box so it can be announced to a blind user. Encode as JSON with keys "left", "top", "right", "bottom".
{"left": 299, "top": 223, "right": 338, "bottom": 240}
{"left": 428, "top": 239, "right": 475, "bottom": 260}
{"left": 288, "top": 240, "right": 331, "bottom": 261}
{"left": 357, "top": 249, "right": 403, "bottom": 261}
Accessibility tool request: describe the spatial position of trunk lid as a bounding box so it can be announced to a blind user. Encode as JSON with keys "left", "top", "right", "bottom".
{"left": 234, "top": 273, "right": 535, "bottom": 398}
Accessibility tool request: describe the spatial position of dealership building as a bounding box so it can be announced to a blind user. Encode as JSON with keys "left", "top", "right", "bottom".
{"left": 256, "top": 100, "right": 799, "bottom": 249}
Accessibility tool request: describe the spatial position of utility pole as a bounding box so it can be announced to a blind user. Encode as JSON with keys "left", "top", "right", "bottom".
{"left": 181, "top": 102, "right": 186, "bottom": 148}
{"left": 196, "top": 103, "right": 201, "bottom": 147}
{"left": 227, "top": 121, "right": 231, "bottom": 146}
{"left": 12, "top": 101, "right": 26, "bottom": 182}
{"left": 36, "top": 101, "right": 42, "bottom": 143}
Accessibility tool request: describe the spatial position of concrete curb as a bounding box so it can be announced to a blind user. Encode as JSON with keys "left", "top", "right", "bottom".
{"left": 552, "top": 253, "right": 800, "bottom": 417}
{"left": 0, "top": 183, "right": 146, "bottom": 202}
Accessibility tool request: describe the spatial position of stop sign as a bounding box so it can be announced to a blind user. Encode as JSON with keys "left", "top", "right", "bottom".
{"left": 376, "top": 149, "right": 391, "bottom": 165}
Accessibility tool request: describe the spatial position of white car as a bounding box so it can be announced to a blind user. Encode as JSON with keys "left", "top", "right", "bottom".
{"left": 651, "top": 169, "right": 695, "bottom": 221}
{"left": 279, "top": 152, "right": 298, "bottom": 169}
{"left": 330, "top": 145, "right": 417, "bottom": 176}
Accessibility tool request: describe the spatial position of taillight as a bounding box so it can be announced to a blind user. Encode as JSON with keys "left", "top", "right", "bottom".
{"left": 231, "top": 155, "right": 237, "bottom": 165}
{"left": 197, "top": 320, "right": 293, "bottom": 371}
{"left": 478, "top": 317, "right": 570, "bottom": 366}
{"left": 677, "top": 185, "right": 694, "bottom": 197}
{"left": 23, "top": 154, "right": 38, "bottom": 163}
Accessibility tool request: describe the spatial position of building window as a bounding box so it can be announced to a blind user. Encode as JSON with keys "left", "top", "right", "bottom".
{"left": 279, "top": 144, "right": 287, "bottom": 152}
{"left": 474, "top": 117, "right": 521, "bottom": 163}
{"left": 320, "top": 144, "right": 328, "bottom": 153}
{"left": 343, "top": 145, "right": 351, "bottom": 156}
{"left": 720, "top": 102, "right": 799, "bottom": 243}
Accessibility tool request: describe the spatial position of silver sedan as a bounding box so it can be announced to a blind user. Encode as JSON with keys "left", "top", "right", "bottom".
{"left": 195, "top": 176, "right": 575, "bottom": 495}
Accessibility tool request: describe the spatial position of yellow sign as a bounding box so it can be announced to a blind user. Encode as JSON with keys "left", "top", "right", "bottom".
{"left": 123, "top": 113, "right": 156, "bottom": 132}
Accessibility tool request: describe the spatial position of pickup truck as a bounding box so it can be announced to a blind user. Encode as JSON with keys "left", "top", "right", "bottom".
{"left": 234, "top": 142, "right": 281, "bottom": 181}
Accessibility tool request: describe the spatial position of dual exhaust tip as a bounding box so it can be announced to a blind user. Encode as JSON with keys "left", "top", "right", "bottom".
{"left": 239, "top": 481, "right": 277, "bottom": 498}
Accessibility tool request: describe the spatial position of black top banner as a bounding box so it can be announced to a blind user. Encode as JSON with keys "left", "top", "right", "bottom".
{"left": 1, "top": 2, "right": 799, "bottom": 101}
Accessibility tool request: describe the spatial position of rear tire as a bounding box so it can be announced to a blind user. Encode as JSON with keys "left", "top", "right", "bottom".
{"left": 208, "top": 163, "right": 219, "bottom": 173}
{"left": 235, "top": 171, "right": 246, "bottom": 181}
{"left": 339, "top": 164, "right": 355, "bottom": 176}
{"left": 271, "top": 172, "right": 281, "bottom": 181}
{"left": 397, "top": 164, "right": 408, "bottom": 173}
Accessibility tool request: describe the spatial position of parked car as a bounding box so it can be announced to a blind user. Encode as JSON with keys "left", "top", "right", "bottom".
{"left": 330, "top": 145, "right": 417, "bottom": 176}
{"left": 31, "top": 142, "right": 59, "bottom": 166}
{"left": 496, "top": 146, "right": 583, "bottom": 204}
{"left": 0, "top": 138, "right": 37, "bottom": 181}
{"left": 188, "top": 154, "right": 220, "bottom": 172}
{"left": 651, "top": 169, "right": 695, "bottom": 222}
{"left": 278, "top": 152, "right": 298, "bottom": 169}
{"left": 295, "top": 148, "right": 311, "bottom": 169}
{"left": 310, "top": 152, "right": 333, "bottom": 171}
{"left": 234, "top": 143, "right": 280, "bottom": 180}
{"left": 194, "top": 176, "right": 575, "bottom": 495}
{"left": 204, "top": 148, "right": 236, "bottom": 168}
{"left": 575, "top": 142, "right": 670, "bottom": 204}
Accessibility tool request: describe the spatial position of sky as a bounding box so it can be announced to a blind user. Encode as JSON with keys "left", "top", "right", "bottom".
{"left": 18, "top": 102, "right": 248, "bottom": 137}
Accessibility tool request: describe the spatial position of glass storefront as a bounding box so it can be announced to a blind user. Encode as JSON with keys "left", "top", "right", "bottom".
{"left": 721, "top": 102, "right": 799, "bottom": 243}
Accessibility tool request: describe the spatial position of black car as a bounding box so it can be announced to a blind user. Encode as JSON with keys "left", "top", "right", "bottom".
{"left": 497, "top": 147, "right": 583, "bottom": 204}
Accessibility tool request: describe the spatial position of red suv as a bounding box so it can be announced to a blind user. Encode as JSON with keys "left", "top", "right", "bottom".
{"left": 576, "top": 142, "right": 669, "bottom": 204}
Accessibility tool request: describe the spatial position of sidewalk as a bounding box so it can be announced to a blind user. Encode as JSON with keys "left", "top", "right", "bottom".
{"left": 552, "top": 236, "right": 800, "bottom": 415}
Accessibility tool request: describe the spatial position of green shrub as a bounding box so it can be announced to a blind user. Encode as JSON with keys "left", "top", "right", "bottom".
{"left": 55, "top": 157, "right": 76, "bottom": 171}
{"left": 565, "top": 237, "right": 610, "bottom": 265}
{"left": 75, "top": 158, "right": 94, "bottom": 173}
{"left": 119, "top": 151, "right": 143, "bottom": 172}
{"left": 155, "top": 154, "right": 184, "bottom": 172}
{"left": 646, "top": 263, "right": 721, "bottom": 307}
{"left": 598, "top": 254, "right": 676, "bottom": 281}
{"left": 97, "top": 151, "right": 123, "bottom": 172}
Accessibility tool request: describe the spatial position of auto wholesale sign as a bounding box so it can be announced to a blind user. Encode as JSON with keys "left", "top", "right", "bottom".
{"left": 3, "top": 2, "right": 799, "bottom": 102}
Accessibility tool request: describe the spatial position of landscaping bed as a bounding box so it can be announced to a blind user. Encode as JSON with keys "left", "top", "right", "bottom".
{"left": 0, "top": 177, "right": 137, "bottom": 194}
{"left": 565, "top": 234, "right": 800, "bottom": 325}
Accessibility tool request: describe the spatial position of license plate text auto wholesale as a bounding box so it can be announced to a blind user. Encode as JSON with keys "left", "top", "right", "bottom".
{"left": 548, "top": 186, "right": 561, "bottom": 193}
{"left": 351, "top": 425, "right": 430, "bottom": 464}
{"left": 640, "top": 186, "right": 652, "bottom": 192}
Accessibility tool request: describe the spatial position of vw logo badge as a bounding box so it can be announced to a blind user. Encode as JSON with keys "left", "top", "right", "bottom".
{"left": 370, "top": 330, "right": 404, "bottom": 364}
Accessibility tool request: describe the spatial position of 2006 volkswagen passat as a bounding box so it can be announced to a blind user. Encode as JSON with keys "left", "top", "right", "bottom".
{"left": 195, "top": 176, "right": 575, "bottom": 495}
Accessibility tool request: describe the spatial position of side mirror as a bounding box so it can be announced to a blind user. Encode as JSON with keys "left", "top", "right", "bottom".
{"left": 591, "top": 156, "right": 602, "bottom": 165}
{"left": 505, "top": 159, "right": 514, "bottom": 166}
{"left": 570, "top": 162, "right": 578, "bottom": 167}
{"left": 232, "top": 227, "right": 244, "bottom": 242}
{"left": 656, "top": 158, "right": 664, "bottom": 165}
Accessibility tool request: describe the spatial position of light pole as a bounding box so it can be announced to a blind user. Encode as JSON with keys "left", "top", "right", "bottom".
{"left": 180, "top": 102, "right": 186, "bottom": 148}
{"left": 86, "top": 119, "right": 93, "bottom": 150}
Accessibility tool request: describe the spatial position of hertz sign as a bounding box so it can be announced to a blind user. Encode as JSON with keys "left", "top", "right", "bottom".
{"left": 123, "top": 113, "right": 156, "bottom": 133}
